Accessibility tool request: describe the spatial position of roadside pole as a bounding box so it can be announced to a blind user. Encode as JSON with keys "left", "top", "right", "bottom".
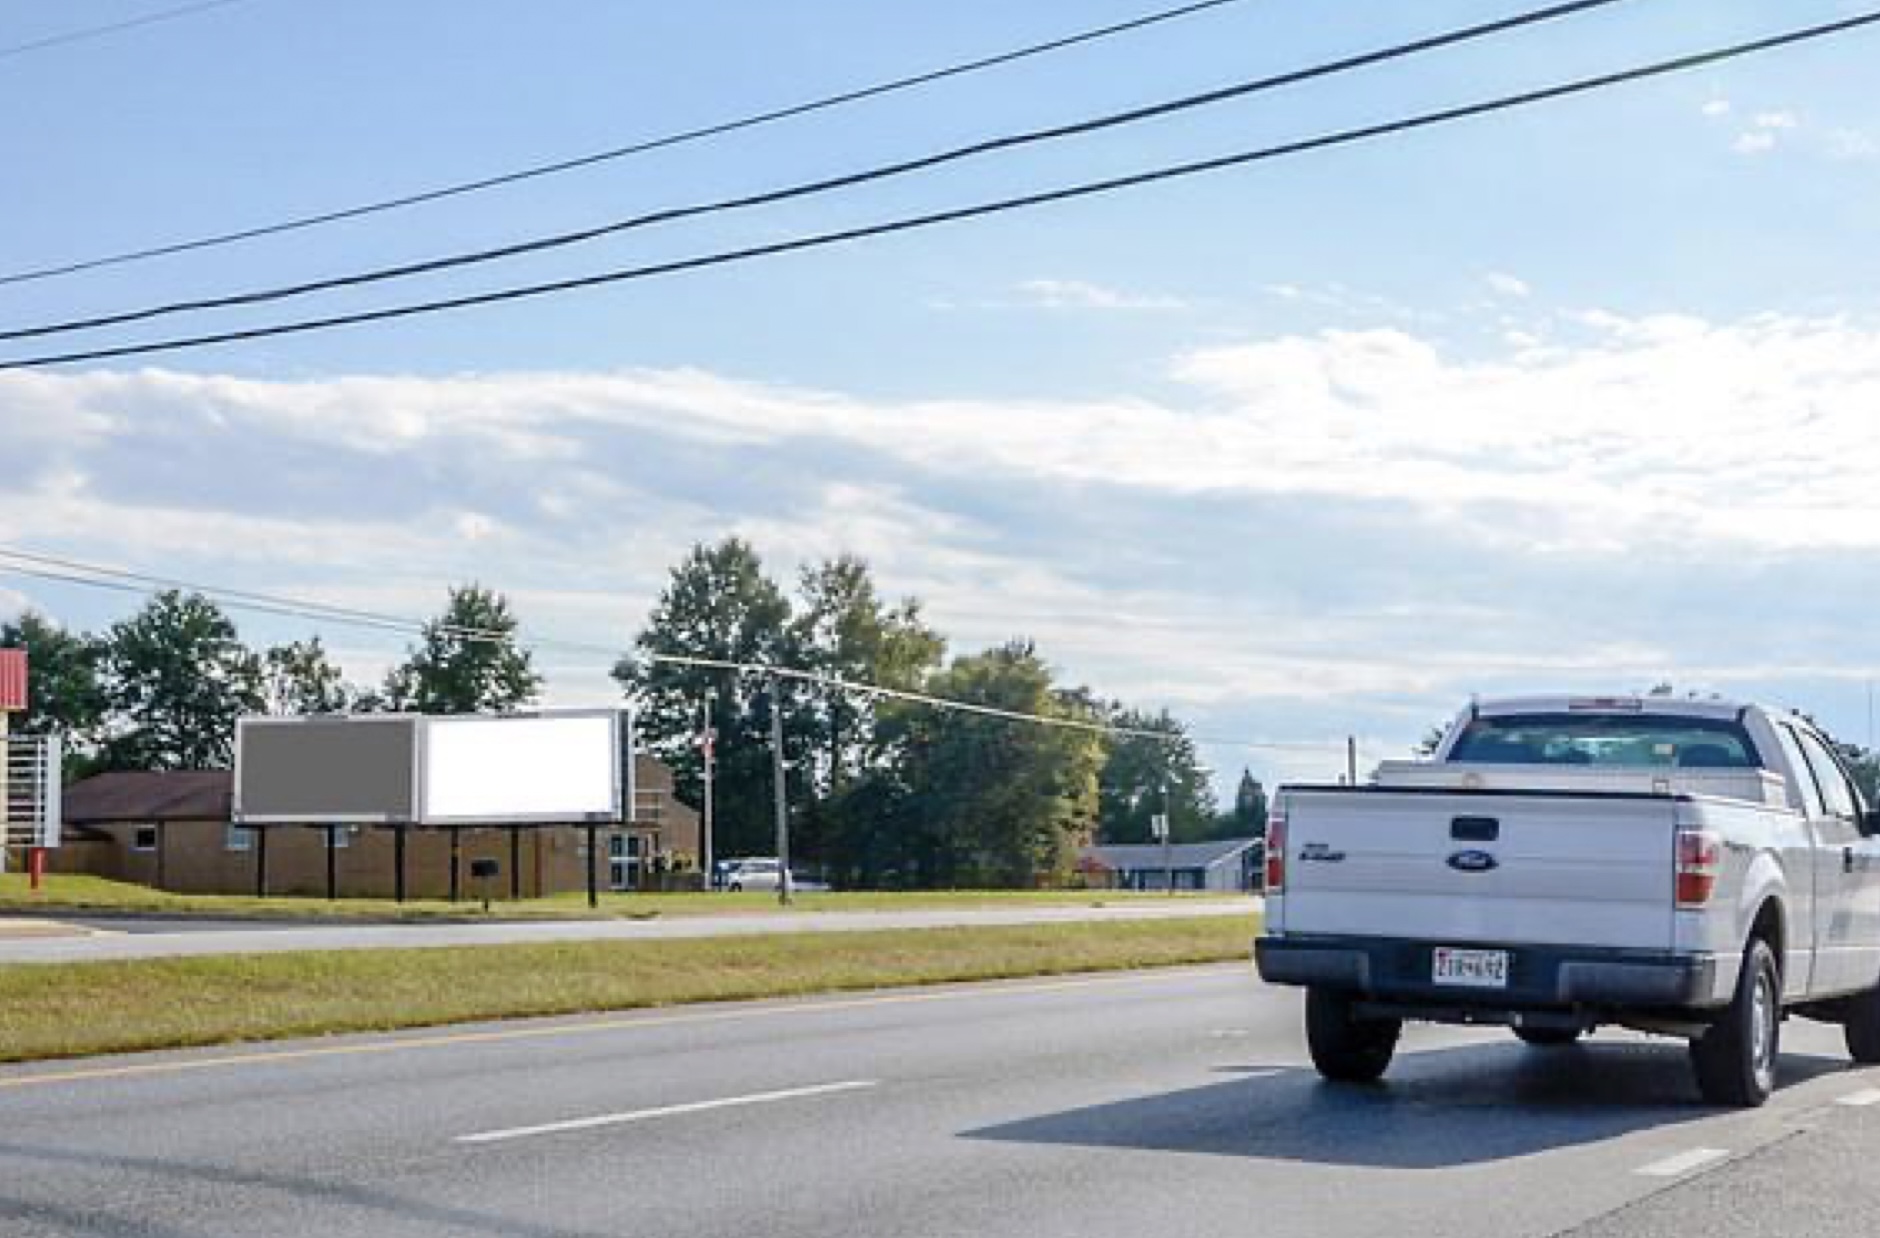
{"left": 1347, "top": 736, "right": 1358, "bottom": 786}
{"left": 700, "top": 691, "right": 715, "bottom": 883}
{"left": 769, "top": 675, "right": 790, "bottom": 906}
{"left": 1153, "top": 800, "right": 1171, "bottom": 896}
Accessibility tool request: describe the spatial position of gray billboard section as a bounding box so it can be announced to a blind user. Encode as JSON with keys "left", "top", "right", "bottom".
{"left": 235, "top": 716, "right": 420, "bottom": 824}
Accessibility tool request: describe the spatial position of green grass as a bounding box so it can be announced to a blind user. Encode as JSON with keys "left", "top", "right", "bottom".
{"left": 0, "top": 915, "right": 1259, "bottom": 1063}
{"left": 0, "top": 874, "right": 1243, "bottom": 922}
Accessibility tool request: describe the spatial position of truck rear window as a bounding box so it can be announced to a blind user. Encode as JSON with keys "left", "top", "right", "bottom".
{"left": 1448, "top": 713, "right": 1760, "bottom": 768}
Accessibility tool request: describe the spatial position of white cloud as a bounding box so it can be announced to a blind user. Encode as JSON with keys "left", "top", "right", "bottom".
{"left": 1484, "top": 272, "right": 1531, "bottom": 299}
{"left": 1733, "top": 130, "right": 1777, "bottom": 155}
{"left": 1827, "top": 128, "right": 1880, "bottom": 160}
{"left": 1701, "top": 99, "right": 1732, "bottom": 118}
{"left": 10, "top": 310, "right": 1880, "bottom": 766}
{"left": 1013, "top": 278, "right": 1186, "bottom": 311}
{"left": 1753, "top": 111, "right": 1798, "bottom": 131}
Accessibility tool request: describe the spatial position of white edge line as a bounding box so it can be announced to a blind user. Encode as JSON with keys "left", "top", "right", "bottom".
{"left": 1635, "top": 1147, "right": 1730, "bottom": 1178}
{"left": 456, "top": 1080, "right": 878, "bottom": 1145}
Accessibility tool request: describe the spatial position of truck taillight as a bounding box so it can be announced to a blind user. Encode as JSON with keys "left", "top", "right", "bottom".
{"left": 1265, "top": 803, "right": 1286, "bottom": 892}
{"left": 1676, "top": 829, "right": 1722, "bottom": 907}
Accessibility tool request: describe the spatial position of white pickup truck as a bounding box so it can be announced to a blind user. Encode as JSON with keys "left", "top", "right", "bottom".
{"left": 1255, "top": 696, "right": 1880, "bottom": 1106}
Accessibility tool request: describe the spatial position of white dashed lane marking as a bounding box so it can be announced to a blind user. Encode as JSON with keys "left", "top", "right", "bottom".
{"left": 1635, "top": 1148, "right": 1730, "bottom": 1178}
{"left": 456, "top": 1080, "right": 878, "bottom": 1145}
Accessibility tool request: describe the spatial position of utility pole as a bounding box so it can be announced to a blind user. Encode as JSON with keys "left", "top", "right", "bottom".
{"left": 769, "top": 675, "right": 790, "bottom": 906}
{"left": 1347, "top": 736, "right": 1358, "bottom": 787}
{"left": 700, "top": 690, "right": 716, "bottom": 883}
{"left": 1156, "top": 780, "right": 1173, "bottom": 896}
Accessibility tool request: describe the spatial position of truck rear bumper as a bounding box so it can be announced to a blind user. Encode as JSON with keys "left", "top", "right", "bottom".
{"left": 1255, "top": 934, "right": 1722, "bottom": 1010}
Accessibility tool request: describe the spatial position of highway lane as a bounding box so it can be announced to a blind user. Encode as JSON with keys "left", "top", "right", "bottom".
{"left": 3, "top": 964, "right": 1879, "bottom": 1237}
{"left": 0, "top": 899, "right": 1256, "bottom": 965}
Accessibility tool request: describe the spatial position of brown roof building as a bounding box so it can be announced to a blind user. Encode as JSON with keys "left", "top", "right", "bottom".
{"left": 49, "top": 755, "right": 700, "bottom": 902}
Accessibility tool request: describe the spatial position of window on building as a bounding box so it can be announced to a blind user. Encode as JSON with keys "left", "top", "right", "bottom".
{"left": 226, "top": 823, "right": 253, "bottom": 852}
{"left": 131, "top": 825, "right": 158, "bottom": 852}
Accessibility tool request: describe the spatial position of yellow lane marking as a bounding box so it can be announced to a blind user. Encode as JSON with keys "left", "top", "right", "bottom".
{"left": 0, "top": 963, "right": 1245, "bottom": 1091}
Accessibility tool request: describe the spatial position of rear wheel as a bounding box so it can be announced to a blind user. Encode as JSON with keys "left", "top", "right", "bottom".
{"left": 1305, "top": 987, "right": 1400, "bottom": 1083}
{"left": 1691, "top": 938, "right": 1780, "bottom": 1107}
{"left": 1514, "top": 1026, "right": 1581, "bottom": 1047}
{"left": 1844, "top": 985, "right": 1880, "bottom": 1064}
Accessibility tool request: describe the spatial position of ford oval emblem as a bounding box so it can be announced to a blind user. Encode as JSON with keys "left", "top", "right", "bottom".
{"left": 1447, "top": 849, "right": 1499, "bottom": 873}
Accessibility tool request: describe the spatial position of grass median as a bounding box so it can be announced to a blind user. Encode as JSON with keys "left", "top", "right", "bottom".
{"left": 0, "top": 874, "right": 1236, "bottom": 922}
{"left": 0, "top": 914, "right": 1258, "bottom": 1064}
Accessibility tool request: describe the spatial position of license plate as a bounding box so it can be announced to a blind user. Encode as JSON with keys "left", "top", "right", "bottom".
{"left": 1432, "top": 947, "right": 1509, "bottom": 988}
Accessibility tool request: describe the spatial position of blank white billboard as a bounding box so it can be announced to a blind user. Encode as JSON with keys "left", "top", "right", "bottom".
{"left": 419, "top": 711, "right": 621, "bottom": 825}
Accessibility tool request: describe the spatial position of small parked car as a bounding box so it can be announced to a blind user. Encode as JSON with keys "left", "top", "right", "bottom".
{"left": 718, "top": 857, "right": 830, "bottom": 893}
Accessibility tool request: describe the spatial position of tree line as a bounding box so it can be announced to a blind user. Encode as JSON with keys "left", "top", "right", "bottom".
{"left": 2, "top": 540, "right": 1269, "bottom": 886}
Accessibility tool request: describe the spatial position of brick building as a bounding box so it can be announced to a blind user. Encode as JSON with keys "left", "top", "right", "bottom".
{"left": 51, "top": 755, "right": 700, "bottom": 900}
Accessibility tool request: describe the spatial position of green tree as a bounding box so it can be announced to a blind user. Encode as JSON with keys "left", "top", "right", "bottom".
{"left": 0, "top": 611, "right": 106, "bottom": 741}
{"left": 1, "top": 611, "right": 108, "bottom": 776}
{"left": 792, "top": 555, "right": 945, "bottom": 867}
{"left": 615, "top": 539, "right": 799, "bottom": 859}
{"left": 262, "top": 637, "right": 356, "bottom": 715}
{"left": 1230, "top": 768, "right": 1268, "bottom": 838}
{"left": 100, "top": 591, "right": 264, "bottom": 770}
{"left": 870, "top": 641, "right": 1104, "bottom": 888}
{"left": 1095, "top": 708, "right": 1215, "bottom": 844}
{"left": 384, "top": 585, "right": 540, "bottom": 715}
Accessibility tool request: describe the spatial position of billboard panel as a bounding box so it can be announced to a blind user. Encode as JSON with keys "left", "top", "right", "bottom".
{"left": 419, "top": 711, "right": 622, "bottom": 825}
{"left": 235, "top": 716, "right": 420, "bottom": 824}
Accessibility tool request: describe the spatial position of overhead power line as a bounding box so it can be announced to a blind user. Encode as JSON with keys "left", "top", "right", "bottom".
{"left": 0, "top": 546, "right": 1334, "bottom": 753}
{"left": 0, "top": 0, "right": 1250, "bottom": 287}
{"left": 0, "top": 0, "right": 253, "bottom": 62}
{"left": 0, "top": 0, "right": 1636, "bottom": 344}
{"left": 7, "top": 9, "right": 1874, "bottom": 372}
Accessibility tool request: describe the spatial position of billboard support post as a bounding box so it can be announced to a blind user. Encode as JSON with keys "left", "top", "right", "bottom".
{"left": 449, "top": 829, "right": 462, "bottom": 903}
{"left": 508, "top": 827, "right": 521, "bottom": 900}
{"left": 394, "top": 825, "right": 407, "bottom": 903}
{"left": 585, "top": 824, "right": 599, "bottom": 909}
{"left": 254, "top": 828, "right": 268, "bottom": 898}
{"left": 325, "top": 826, "right": 338, "bottom": 901}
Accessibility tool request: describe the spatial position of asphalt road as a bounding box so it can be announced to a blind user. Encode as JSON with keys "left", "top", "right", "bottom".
{"left": 5, "top": 963, "right": 1880, "bottom": 1238}
{"left": 0, "top": 899, "right": 1256, "bottom": 964}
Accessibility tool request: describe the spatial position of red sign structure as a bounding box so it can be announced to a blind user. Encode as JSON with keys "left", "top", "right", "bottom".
{"left": 0, "top": 648, "right": 24, "bottom": 712}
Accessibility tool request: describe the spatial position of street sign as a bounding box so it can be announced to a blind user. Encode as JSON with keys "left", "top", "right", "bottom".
{"left": 1151, "top": 813, "right": 1170, "bottom": 841}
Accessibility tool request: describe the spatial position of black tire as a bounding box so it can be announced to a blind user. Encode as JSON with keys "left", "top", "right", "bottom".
{"left": 1691, "top": 938, "right": 1781, "bottom": 1107}
{"left": 1844, "top": 985, "right": 1880, "bottom": 1064}
{"left": 1305, "top": 987, "right": 1401, "bottom": 1083}
{"left": 1514, "top": 1026, "right": 1581, "bottom": 1047}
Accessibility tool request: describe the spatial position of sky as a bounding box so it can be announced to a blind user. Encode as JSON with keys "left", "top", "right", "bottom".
{"left": 4, "top": 0, "right": 1880, "bottom": 797}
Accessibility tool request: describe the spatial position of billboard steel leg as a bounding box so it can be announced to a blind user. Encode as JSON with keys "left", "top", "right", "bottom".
{"left": 509, "top": 827, "right": 521, "bottom": 901}
{"left": 254, "top": 829, "right": 268, "bottom": 899}
{"left": 449, "top": 829, "right": 461, "bottom": 903}
{"left": 326, "top": 826, "right": 338, "bottom": 901}
{"left": 586, "top": 824, "right": 598, "bottom": 909}
{"left": 394, "top": 825, "right": 407, "bottom": 903}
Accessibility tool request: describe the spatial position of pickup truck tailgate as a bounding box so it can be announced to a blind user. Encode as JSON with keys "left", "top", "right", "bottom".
{"left": 1277, "top": 789, "right": 1677, "bottom": 950}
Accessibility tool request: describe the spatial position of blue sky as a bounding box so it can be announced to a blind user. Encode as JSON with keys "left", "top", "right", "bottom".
{"left": 4, "top": 0, "right": 1880, "bottom": 795}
